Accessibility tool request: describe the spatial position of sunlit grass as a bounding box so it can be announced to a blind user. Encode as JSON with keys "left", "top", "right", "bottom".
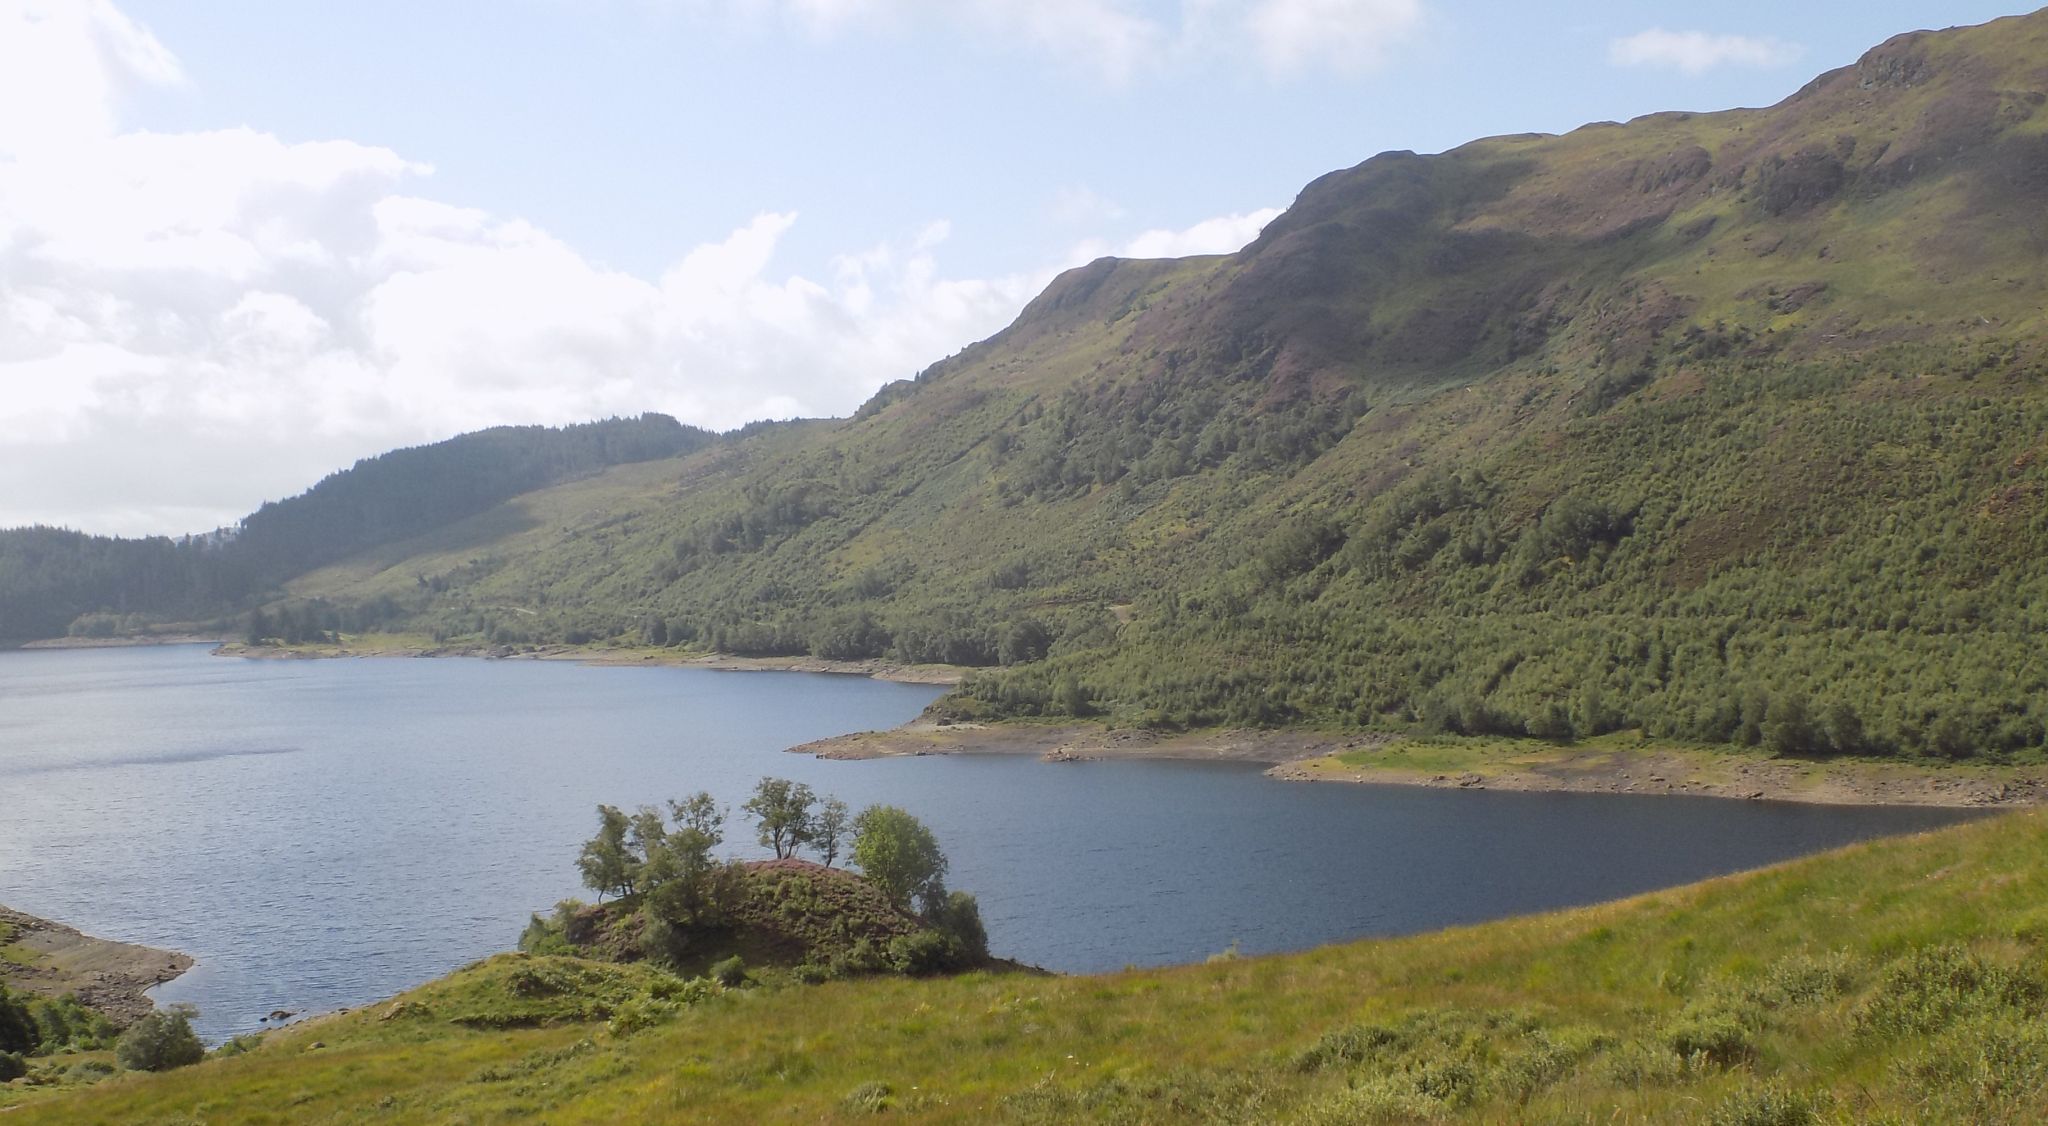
{"left": 16, "top": 812, "right": 2048, "bottom": 1122}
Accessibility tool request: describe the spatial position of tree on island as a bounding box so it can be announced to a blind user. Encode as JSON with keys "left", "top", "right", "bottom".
{"left": 814, "top": 797, "right": 850, "bottom": 868}
{"left": 850, "top": 805, "right": 948, "bottom": 914}
{"left": 576, "top": 794, "right": 729, "bottom": 904}
{"left": 542, "top": 781, "right": 987, "bottom": 973}
{"left": 742, "top": 777, "right": 817, "bottom": 860}
{"left": 576, "top": 805, "right": 638, "bottom": 901}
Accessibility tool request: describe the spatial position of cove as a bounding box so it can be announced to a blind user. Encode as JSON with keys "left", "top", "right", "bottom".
{"left": 0, "top": 645, "right": 1979, "bottom": 1042}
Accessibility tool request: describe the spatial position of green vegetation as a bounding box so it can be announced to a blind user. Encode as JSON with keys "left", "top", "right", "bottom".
{"left": 0, "top": 414, "right": 708, "bottom": 643}
{"left": 15, "top": 809, "right": 2048, "bottom": 1121}
{"left": 0, "top": 985, "right": 116, "bottom": 1060}
{"left": 524, "top": 782, "right": 991, "bottom": 981}
{"left": 8, "top": 14, "right": 2048, "bottom": 765}
{"left": 110, "top": 1008, "right": 202, "bottom": 1074}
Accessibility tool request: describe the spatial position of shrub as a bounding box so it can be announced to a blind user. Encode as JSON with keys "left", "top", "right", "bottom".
{"left": 517, "top": 907, "right": 575, "bottom": 956}
{"left": 1600, "top": 1038, "right": 1692, "bottom": 1088}
{"left": 0, "top": 1050, "right": 25, "bottom": 1083}
{"left": 886, "top": 930, "right": 960, "bottom": 976}
{"left": 27, "top": 994, "right": 115, "bottom": 1051}
{"left": 606, "top": 996, "right": 680, "bottom": 1037}
{"left": 1293, "top": 1022, "right": 1405, "bottom": 1072}
{"left": 1297, "top": 1074, "right": 1446, "bottom": 1124}
{"left": 114, "top": 1006, "right": 205, "bottom": 1072}
{"left": 211, "top": 1032, "right": 266, "bottom": 1058}
{"left": 840, "top": 1081, "right": 894, "bottom": 1114}
{"left": 1660, "top": 996, "right": 1759, "bottom": 1066}
{"left": 1897, "top": 1013, "right": 2048, "bottom": 1117}
{"left": 708, "top": 956, "right": 747, "bottom": 988}
{"left": 1855, "top": 945, "right": 2042, "bottom": 1037}
{"left": 1755, "top": 950, "right": 1859, "bottom": 1007}
{"left": 0, "top": 987, "right": 32, "bottom": 1056}
{"left": 1706, "top": 1079, "right": 1831, "bottom": 1126}
{"left": 926, "top": 891, "right": 988, "bottom": 961}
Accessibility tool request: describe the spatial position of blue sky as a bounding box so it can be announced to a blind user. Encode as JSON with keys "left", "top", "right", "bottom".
{"left": 0, "top": 0, "right": 2033, "bottom": 534}
{"left": 116, "top": 0, "right": 2025, "bottom": 279}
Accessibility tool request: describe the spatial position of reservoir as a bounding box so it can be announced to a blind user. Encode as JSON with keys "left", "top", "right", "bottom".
{"left": 0, "top": 645, "right": 1980, "bottom": 1041}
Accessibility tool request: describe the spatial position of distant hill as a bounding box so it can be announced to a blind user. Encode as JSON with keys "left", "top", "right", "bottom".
{"left": 11, "top": 10, "right": 2048, "bottom": 760}
{"left": 0, "top": 415, "right": 710, "bottom": 643}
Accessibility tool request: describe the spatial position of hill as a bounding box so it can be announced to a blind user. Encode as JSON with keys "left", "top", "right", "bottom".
{"left": 10, "top": 809, "right": 2048, "bottom": 1121}
{"left": 268, "top": 10, "right": 2048, "bottom": 760}
{"left": 0, "top": 414, "right": 710, "bottom": 643}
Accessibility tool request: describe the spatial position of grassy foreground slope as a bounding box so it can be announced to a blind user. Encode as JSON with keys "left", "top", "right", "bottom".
{"left": 18, "top": 811, "right": 2048, "bottom": 1123}
{"left": 278, "top": 10, "right": 2048, "bottom": 760}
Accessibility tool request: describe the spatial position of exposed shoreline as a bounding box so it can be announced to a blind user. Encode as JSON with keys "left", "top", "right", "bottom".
{"left": 208, "top": 640, "right": 969, "bottom": 685}
{"left": 0, "top": 907, "right": 191, "bottom": 1028}
{"left": 15, "top": 634, "right": 223, "bottom": 651}
{"left": 794, "top": 723, "right": 2048, "bottom": 809}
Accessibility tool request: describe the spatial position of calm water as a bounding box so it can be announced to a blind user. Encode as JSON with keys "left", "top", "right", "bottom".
{"left": 0, "top": 646, "right": 1978, "bottom": 1041}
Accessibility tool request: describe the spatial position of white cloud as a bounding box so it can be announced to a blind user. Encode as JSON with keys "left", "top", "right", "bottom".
{"left": 1244, "top": 0, "right": 1422, "bottom": 76}
{"left": 1608, "top": 29, "right": 1803, "bottom": 76}
{"left": 702, "top": 0, "right": 1418, "bottom": 80}
{"left": 0, "top": 0, "right": 181, "bottom": 152}
{"left": 0, "top": 0, "right": 1284, "bottom": 536}
{"left": 1117, "top": 208, "right": 1283, "bottom": 258}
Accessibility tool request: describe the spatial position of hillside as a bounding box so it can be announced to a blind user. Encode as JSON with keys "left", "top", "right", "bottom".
{"left": 0, "top": 414, "right": 710, "bottom": 643}
{"left": 262, "top": 10, "right": 2048, "bottom": 761}
{"left": 8, "top": 11, "right": 2047, "bottom": 759}
{"left": 11, "top": 809, "right": 2048, "bottom": 1122}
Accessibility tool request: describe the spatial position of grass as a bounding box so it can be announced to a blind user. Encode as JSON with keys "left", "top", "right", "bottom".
{"left": 16, "top": 811, "right": 2048, "bottom": 1122}
{"left": 0, "top": 921, "right": 43, "bottom": 967}
{"left": 1285, "top": 732, "right": 2045, "bottom": 803}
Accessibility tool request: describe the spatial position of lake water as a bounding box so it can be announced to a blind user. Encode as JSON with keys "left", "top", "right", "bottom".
{"left": 0, "top": 645, "right": 1980, "bottom": 1042}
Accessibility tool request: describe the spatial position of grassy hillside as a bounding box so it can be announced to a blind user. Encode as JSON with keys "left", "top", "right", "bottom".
{"left": 12, "top": 810, "right": 2048, "bottom": 1122}
{"left": 258, "top": 11, "right": 2048, "bottom": 760}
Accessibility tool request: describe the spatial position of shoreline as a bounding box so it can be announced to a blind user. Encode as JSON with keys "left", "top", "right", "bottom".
{"left": 37, "top": 636, "right": 2041, "bottom": 809}
{"left": 792, "top": 721, "right": 1362, "bottom": 765}
{"left": 794, "top": 724, "right": 2048, "bottom": 809}
{"left": 0, "top": 907, "right": 192, "bottom": 1028}
{"left": 208, "top": 640, "right": 969, "bottom": 686}
{"left": 15, "top": 634, "right": 223, "bottom": 651}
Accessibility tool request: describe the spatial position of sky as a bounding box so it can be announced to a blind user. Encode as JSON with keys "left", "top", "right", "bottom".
{"left": 0, "top": 0, "right": 2031, "bottom": 536}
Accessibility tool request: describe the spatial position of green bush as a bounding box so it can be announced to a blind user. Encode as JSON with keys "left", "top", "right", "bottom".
{"left": 1754, "top": 950, "right": 1859, "bottom": 1007}
{"left": 926, "top": 891, "right": 988, "bottom": 961}
{"left": 1855, "top": 945, "right": 2043, "bottom": 1037}
{"left": 211, "top": 1033, "right": 266, "bottom": 1058}
{"left": 0, "top": 1049, "right": 25, "bottom": 1083}
{"left": 1707, "top": 1080, "right": 1831, "bottom": 1126}
{"left": 708, "top": 956, "right": 747, "bottom": 988}
{"left": 885, "top": 930, "right": 960, "bottom": 976}
{"left": 840, "top": 1080, "right": 894, "bottom": 1114}
{"left": 114, "top": 1006, "right": 205, "bottom": 1072}
{"left": 1660, "top": 995, "right": 1759, "bottom": 1066}
{"left": 0, "top": 986, "right": 33, "bottom": 1056}
{"left": 605, "top": 996, "right": 680, "bottom": 1037}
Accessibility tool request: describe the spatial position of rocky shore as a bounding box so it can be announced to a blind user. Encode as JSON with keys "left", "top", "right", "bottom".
{"left": 0, "top": 907, "right": 191, "bottom": 1027}
{"left": 213, "top": 641, "right": 968, "bottom": 685}
{"left": 795, "top": 723, "right": 2047, "bottom": 809}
